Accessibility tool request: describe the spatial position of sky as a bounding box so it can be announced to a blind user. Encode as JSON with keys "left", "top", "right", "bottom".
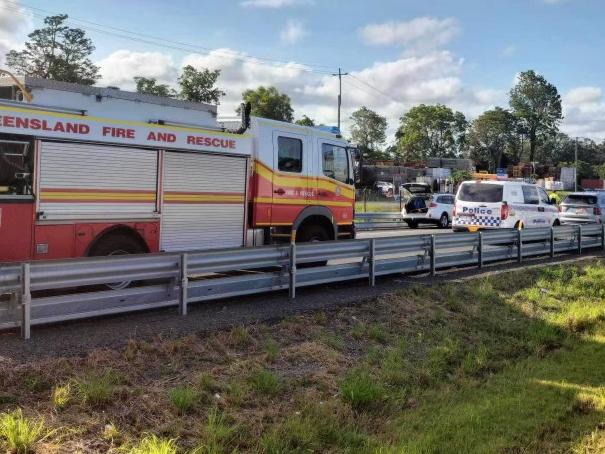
{"left": 1, "top": 0, "right": 605, "bottom": 142}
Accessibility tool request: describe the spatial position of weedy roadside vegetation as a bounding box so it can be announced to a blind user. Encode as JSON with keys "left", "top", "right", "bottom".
{"left": 1, "top": 260, "right": 605, "bottom": 452}
{"left": 0, "top": 409, "right": 49, "bottom": 453}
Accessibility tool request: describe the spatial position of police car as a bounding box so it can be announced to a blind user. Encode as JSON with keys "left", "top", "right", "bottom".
{"left": 452, "top": 180, "right": 560, "bottom": 232}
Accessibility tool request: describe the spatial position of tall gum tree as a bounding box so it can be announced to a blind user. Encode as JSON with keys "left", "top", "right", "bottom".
{"left": 509, "top": 70, "right": 562, "bottom": 162}
{"left": 6, "top": 14, "right": 99, "bottom": 85}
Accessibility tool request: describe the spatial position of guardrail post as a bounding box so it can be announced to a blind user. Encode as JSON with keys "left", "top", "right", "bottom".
{"left": 369, "top": 239, "right": 376, "bottom": 287}
{"left": 550, "top": 226, "right": 555, "bottom": 258}
{"left": 289, "top": 243, "right": 296, "bottom": 299}
{"left": 20, "top": 263, "right": 31, "bottom": 340}
{"left": 602, "top": 224, "right": 605, "bottom": 252}
{"left": 478, "top": 232, "right": 483, "bottom": 269}
{"left": 430, "top": 235, "right": 436, "bottom": 276}
{"left": 517, "top": 229, "right": 523, "bottom": 263}
{"left": 179, "top": 253, "right": 188, "bottom": 316}
{"left": 577, "top": 225, "right": 583, "bottom": 254}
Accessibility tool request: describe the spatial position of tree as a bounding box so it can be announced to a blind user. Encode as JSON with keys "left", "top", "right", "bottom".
{"left": 295, "top": 115, "right": 315, "bottom": 127}
{"left": 134, "top": 77, "right": 175, "bottom": 97}
{"left": 5, "top": 14, "right": 99, "bottom": 85}
{"left": 509, "top": 70, "right": 562, "bottom": 162}
{"left": 178, "top": 65, "right": 225, "bottom": 105}
{"left": 468, "top": 107, "right": 517, "bottom": 172}
{"left": 395, "top": 104, "right": 467, "bottom": 161}
{"left": 239, "top": 86, "right": 294, "bottom": 122}
{"left": 451, "top": 169, "right": 473, "bottom": 185}
{"left": 349, "top": 106, "right": 387, "bottom": 161}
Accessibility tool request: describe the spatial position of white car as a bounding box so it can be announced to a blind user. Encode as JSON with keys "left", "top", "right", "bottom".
{"left": 374, "top": 181, "right": 395, "bottom": 197}
{"left": 402, "top": 193, "right": 455, "bottom": 228}
{"left": 452, "top": 180, "right": 559, "bottom": 232}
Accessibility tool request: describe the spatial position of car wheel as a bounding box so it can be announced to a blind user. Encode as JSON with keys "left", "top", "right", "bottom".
{"left": 439, "top": 213, "right": 449, "bottom": 229}
{"left": 406, "top": 220, "right": 418, "bottom": 229}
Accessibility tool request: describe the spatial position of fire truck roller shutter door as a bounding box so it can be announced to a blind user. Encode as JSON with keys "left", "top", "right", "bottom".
{"left": 161, "top": 151, "right": 247, "bottom": 251}
{"left": 38, "top": 141, "right": 158, "bottom": 220}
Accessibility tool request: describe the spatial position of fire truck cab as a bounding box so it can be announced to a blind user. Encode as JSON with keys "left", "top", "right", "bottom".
{"left": 0, "top": 75, "right": 355, "bottom": 263}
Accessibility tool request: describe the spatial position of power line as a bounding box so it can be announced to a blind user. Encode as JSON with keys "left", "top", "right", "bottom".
{"left": 1, "top": 1, "right": 409, "bottom": 112}
{"left": 0, "top": 0, "right": 336, "bottom": 75}
{"left": 348, "top": 74, "right": 402, "bottom": 104}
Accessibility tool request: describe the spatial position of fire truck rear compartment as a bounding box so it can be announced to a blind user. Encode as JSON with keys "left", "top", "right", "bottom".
{"left": 37, "top": 141, "right": 248, "bottom": 255}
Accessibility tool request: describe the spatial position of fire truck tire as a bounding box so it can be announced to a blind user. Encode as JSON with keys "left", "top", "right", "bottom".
{"left": 88, "top": 233, "right": 146, "bottom": 257}
{"left": 297, "top": 225, "right": 329, "bottom": 267}
{"left": 297, "top": 225, "right": 330, "bottom": 243}
{"left": 88, "top": 232, "right": 147, "bottom": 289}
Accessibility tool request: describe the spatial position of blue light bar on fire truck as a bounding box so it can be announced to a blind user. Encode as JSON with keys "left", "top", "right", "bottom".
{"left": 315, "top": 125, "right": 341, "bottom": 136}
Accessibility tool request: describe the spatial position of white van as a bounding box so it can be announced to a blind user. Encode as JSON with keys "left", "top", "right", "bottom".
{"left": 452, "top": 180, "right": 560, "bottom": 232}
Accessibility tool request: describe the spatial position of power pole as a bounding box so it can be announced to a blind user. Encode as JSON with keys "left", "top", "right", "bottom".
{"left": 575, "top": 137, "right": 578, "bottom": 191}
{"left": 332, "top": 67, "right": 348, "bottom": 130}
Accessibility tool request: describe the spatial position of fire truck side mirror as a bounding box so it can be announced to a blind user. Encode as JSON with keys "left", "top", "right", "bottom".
{"left": 347, "top": 147, "right": 361, "bottom": 185}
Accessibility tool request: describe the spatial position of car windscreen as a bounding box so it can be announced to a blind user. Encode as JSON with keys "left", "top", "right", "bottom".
{"left": 458, "top": 183, "right": 503, "bottom": 203}
{"left": 563, "top": 194, "right": 598, "bottom": 205}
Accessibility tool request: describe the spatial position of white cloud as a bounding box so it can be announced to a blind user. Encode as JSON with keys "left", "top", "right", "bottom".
{"left": 562, "top": 86, "right": 605, "bottom": 139}
{"left": 95, "top": 46, "right": 505, "bottom": 143}
{"left": 97, "top": 50, "right": 179, "bottom": 90}
{"left": 0, "top": 0, "right": 33, "bottom": 67}
{"left": 240, "top": 0, "right": 313, "bottom": 8}
{"left": 566, "top": 86, "right": 602, "bottom": 104}
{"left": 280, "top": 20, "right": 306, "bottom": 45}
{"left": 360, "top": 17, "right": 460, "bottom": 52}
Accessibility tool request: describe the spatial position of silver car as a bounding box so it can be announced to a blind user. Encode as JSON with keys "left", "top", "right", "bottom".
{"left": 559, "top": 192, "right": 605, "bottom": 224}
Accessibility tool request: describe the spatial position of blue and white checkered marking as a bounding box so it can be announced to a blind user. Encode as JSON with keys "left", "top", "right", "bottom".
{"left": 453, "top": 215, "right": 501, "bottom": 227}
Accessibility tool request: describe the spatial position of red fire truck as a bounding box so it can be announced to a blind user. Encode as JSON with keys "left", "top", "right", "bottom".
{"left": 0, "top": 75, "right": 356, "bottom": 264}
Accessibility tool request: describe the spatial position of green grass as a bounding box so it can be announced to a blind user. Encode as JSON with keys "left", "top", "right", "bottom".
{"left": 5, "top": 260, "right": 605, "bottom": 453}
{"left": 229, "top": 325, "right": 253, "bottom": 348}
{"left": 263, "top": 338, "right": 280, "bottom": 363}
{"left": 318, "top": 332, "right": 346, "bottom": 351}
{"left": 51, "top": 384, "right": 71, "bottom": 411}
{"left": 355, "top": 201, "right": 401, "bottom": 213}
{"left": 76, "top": 370, "right": 118, "bottom": 407}
{"left": 247, "top": 368, "right": 280, "bottom": 395}
{"left": 380, "top": 262, "right": 605, "bottom": 453}
{"left": 193, "top": 407, "right": 237, "bottom": 454}
{"left": 0, "top": 409, "right": 47, "bottom": 454}
{"left": 367, "top": 323, "right": 389, "bottom": 344}
{"left": 127, "top": 435, "right": 177, "bottom": 454}
{"left": 168, "top": 386, "right": 197, "bottom": 413}
{"left": 340, "top": 369, "right": 385, "bottom": 410}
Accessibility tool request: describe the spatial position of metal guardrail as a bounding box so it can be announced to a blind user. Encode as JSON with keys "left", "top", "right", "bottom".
{"left": 1, "top": 224, "right": 604, "bottom": 339}
{"left": 355, "top": 212, "right": 406, "bottom": 230}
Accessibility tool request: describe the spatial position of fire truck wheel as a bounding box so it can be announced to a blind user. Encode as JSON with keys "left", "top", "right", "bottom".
{"left": 297, "top": 225, "right": 329, "bottom": 267}
{"left": 88, "top": 233, "right": 146, "bottom": 289}
{"left": 297, "top": 225, "right": 330, "bottom": 243}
